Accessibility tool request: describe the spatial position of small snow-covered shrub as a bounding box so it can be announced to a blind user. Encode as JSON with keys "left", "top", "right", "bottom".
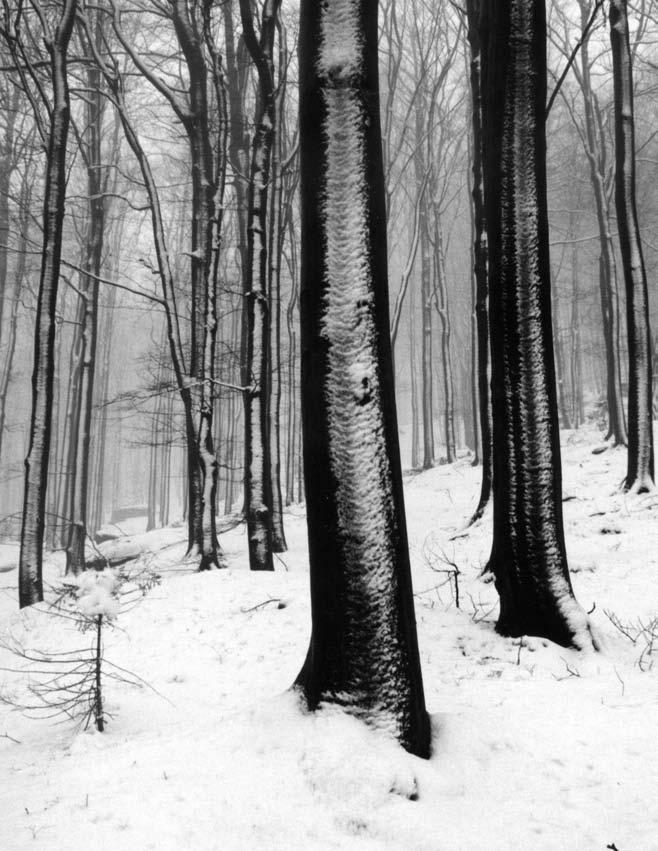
{"left": 1, "top": 565, "right": 159, "bottom": 732}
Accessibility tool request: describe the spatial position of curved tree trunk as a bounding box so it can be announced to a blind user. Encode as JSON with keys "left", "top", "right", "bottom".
{"left": 295, "top": 0, "right": 430, "bottom": 757}
{"left": 609, "top": 0, "right": 654, "bottom": 492}
{"left": 19, "top": 0, "right": 77, "bottom": 608}
{"left": 481, "top": 0, "right": 595, "bottom": 649}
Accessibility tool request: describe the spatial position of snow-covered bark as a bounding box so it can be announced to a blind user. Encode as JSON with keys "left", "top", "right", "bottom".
{"left": 481, "top": 0, "right": 595, "bottom": 649}
{"left": 609, "top": 0, "right": 654, "bottom": 493}
{"left": 239, "top": 0, "right": 282, "bottom": 571}
{"left": 19, "top": 0, "right": 77, "bottom": 608}
{"left": 171, "top": 0, "right": 224, "bottom": 569}
{"left": 296, "top": 0, "right": 430, "bottom": 757}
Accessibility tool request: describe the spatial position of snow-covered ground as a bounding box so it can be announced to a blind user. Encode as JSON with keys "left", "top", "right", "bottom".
{"left": 1, "top": 424, "right": 657, "bottom": 850}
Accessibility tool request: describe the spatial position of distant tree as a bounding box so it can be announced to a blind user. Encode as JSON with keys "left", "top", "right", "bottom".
{"left": 65, "top": 7, "right": 107, "bottom": 575}
{"left": 466, "top": 0, "right": 492, "bottom": 523}
{"left": 481, "top": 0, "right": 595, "bottom": 648}
{"left": 551, "top": 0, "right": 627, "bottom": 447}
{"left": 295, "top": 0, "right": 430, "bottom": 756}
{"left": 609, "top": 0, "right": 654, "bottom": 492}
{"left": 98, "top": 0, "right": 228, "bottom": 569}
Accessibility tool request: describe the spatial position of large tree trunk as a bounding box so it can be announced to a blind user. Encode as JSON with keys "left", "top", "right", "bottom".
{"left": 609, "top": 0, "right": 654, "bottom": 492}
{"left": 295, "top": 0, "right": 430, "bottom": 757}
{"left": 481, "top": 0, "right": 595, "bottom": 649}
{"left": 19, "top": 0, "right": 77, "bottom": 608}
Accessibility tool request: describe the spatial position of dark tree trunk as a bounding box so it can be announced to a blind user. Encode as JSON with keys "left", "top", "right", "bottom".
{"left": 481, "top": 0, "right": 595, "bottom": 649}
{"left": 552, "top": 286, "right": 573, "bottom": 430}
{"left": 19, "top": 0, "right": 77, "bottom": 608}
{"left": 171, "top": 0, "right": 225, "bottom": 570}
{"left": 466, "top": 0, "right": 492, "bottom": 522}
{"left": 295, "top": 0, "right": 430, "bottom": 757}
{"left": 238, "top": 0, "right": 281, "bottom": 571}
{"left": 431, "top": 220, "right": 456, "bottom": 463}
{"left": 609, "top": 0, "right": 654, "bottom": 492}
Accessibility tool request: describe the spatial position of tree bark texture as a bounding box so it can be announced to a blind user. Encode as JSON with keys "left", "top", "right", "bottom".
{"left": 19, "top": 0, "right": 77, "bottom": 608}
{"left": 481, "top": 0, "right": 594, "bottom": 649}
{"left": 609, "top": 0, "right": 654, "bottom": 492}
{"left": 239, "top": 0, "right": 281, "bottom": 571}
{"left": 172, "top": 0, "right": 224, "bottom": 569}
{"left": 296, "top": 0, "right": 430, "bottom": 757}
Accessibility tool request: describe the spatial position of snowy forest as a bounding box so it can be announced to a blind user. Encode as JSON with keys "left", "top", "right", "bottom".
{"left": 0, "top": 0, "right": 657, "bottom": 847}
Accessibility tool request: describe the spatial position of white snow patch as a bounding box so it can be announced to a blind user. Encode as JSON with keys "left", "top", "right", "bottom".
{"left": 1, "top": 426, "right": 658, "bottom": 848}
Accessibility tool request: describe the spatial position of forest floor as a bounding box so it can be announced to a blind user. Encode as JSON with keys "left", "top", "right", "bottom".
{"left": 1, "top": 423, "right": 657, "bottom": 850}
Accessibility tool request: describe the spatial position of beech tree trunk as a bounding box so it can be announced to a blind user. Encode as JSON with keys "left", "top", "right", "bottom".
{"left": 577, "top": 0, "right": 627, "bottom": 446}
{"left": 295, "top": 0, "right": 430, "bottom": 757}
{"left": 238, "top": 0, "right": 281, "bottom": 571}
{"left": 267, "top": 22, "right": 288, "bottom": 553}
{"left": 481, "top": 0, "right": 595, "bottom": 649}
{"left": 19, "top": 0, "right": 77, "bottom": 608}
{"left": 172, "top": 0, "right": 225, "bottom": 569}
{"left": 609, "top": 0, "right": 654, "bottom": 492}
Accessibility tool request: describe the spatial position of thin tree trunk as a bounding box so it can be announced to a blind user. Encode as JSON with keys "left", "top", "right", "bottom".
{"left": 410, "top": 285, "right": 420, "bottom": 469}
{"left": 431, "top": 219, "right": 456, "bottom": 462}
{"left": 0, "top": 156, "right": 30, "bottom": 467}
{"left": 65, "top": 24, "right": 105, "bottom": 573}
{"left": 19, "top": 0, "right": 77, "bottom": 608}
{"left": 267, "top": 21, "right": 288, "bottom": 552}
{"left": 553, "top": 286, "right": 573, "bottom": 429}
{"left": 577, "top": 2, "right": 626, "bottom": 445}
{"left": 570, "top": 246, "right": 585, "bottom": 427}
{"left": 610, "top": 0, "right": 654, "bottom": 492}
{"left": 238, "top": 0, "right": 281, "bottom": 572}
{"left": 418, "top": 185, "right": 433, "bottom": 468}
